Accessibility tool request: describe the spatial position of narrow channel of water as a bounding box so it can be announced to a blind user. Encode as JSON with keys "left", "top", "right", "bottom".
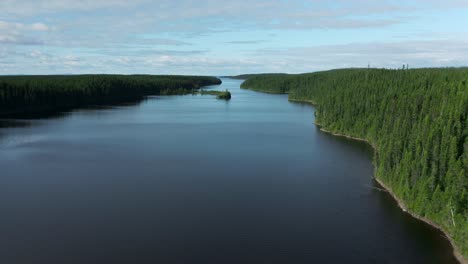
{"left": 0, "top": 78, "right": 457, "bottom": 263}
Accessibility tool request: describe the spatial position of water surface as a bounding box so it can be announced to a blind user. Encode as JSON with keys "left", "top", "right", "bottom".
{"left": 0, "top": 78, "right": 457, "bottom": 263}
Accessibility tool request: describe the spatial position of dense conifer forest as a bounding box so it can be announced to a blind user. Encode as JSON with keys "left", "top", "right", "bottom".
{"left": 241, "top": 68, "right": 468, "bottom": 257}
{"left": 0, "top": 75, "right": 221, "bottom": 117}
{"left": 228, "top": 73, "right": 288, "bottom": 80}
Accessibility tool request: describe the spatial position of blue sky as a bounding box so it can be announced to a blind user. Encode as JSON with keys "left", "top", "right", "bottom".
{"left": 1, "top": 0, "right": 468, "bottom": 75}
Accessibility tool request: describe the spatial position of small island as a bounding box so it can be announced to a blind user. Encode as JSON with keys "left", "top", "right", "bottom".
{"left": 199, "top": 89, "right": 231, "bottom": 100}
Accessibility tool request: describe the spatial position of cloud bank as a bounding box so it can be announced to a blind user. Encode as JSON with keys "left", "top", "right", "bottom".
{"left": 0, "top": 0, "right": 467, "bottom": 74}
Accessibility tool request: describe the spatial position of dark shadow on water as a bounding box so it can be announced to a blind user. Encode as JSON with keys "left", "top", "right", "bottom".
{"left": 0, "top": 119, "right": 33, "bottom": 128}
{"left": 0, "top": 99, "right": 146, "bottom": 146}
{"left": 0, "top": 98, "right": 145, "bottom": 120}
{"left": 313, "top": 125, "right": 374, "bottom": 157}
{"left": 373, "top": 179, "right": 459, "bottom": 264}
{"left": 313, "top": 126, "right": 458, "bottom": 264}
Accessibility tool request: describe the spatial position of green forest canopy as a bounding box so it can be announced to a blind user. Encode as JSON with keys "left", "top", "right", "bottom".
{"left": 0, "top": 74, "right": 221, "bottom": 117}
{"left": 241, "top": 68, "right": 468, "bottom": 257}
{"left": 228, "top": 73, "right": 288, "bottom": 80}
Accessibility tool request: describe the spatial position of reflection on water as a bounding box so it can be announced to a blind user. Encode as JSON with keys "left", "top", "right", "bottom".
{"left": 0, "top": 78, "right": 458, "bottom": 264}
{"left": 2, "top": 98, "right": 146, "bottom": 120}
{"left": 0, "top": 119, "right": 32, "bottom": 128}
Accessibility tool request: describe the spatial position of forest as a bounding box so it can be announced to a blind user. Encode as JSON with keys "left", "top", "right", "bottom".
{"left": 241, "top": 68, "right": 468, "bottom": 258}
{"left": 0, "top": 74, "right": 221, "bottom": 117}
{"left": 227, "top": 73, "right": 288, "bottom": 80}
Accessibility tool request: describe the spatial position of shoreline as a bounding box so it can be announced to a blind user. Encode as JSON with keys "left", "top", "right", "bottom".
{"left": 373, "top": 177, "right": 467, "bottom": 264}
{"left": 240, "top": 87, "right": 288, "bottom": 94}
{"left": 316, "top": 118, "right": 467, "bottom": 264}
{"left": 243, "top": 88, "right": 467, "bottom": 263}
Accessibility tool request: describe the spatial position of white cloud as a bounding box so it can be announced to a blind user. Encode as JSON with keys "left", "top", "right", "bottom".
{"left": 0, "top": 0, "right": 150, "bottom": 16}
{"left": 0, "top": 21, "right": 49, "bottom": 45}
{"left": 0, "top": 34, "right": 43, "bottom": 45}
{"left": 0, "top": 1, "right": 436, "bottom": 34}
{"left": 249, "top": 39, "right": 468, "bottom": 72}
{"left": 30, "top": 23, "right": 49, "bottom": 31}
{"left": 0, "top": 21, "right": 49, "bottom": 32}
{"left": 0, "top": 1, "right": 467, "bottom": 74}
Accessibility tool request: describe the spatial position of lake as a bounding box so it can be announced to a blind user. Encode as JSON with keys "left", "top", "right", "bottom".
{"left": 0, "top": 78, "right": 457, "bottom": 263}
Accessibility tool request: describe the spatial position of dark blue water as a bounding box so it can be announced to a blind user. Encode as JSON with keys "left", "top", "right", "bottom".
{"left": 0, "top": 78, "right": 457, "bottom": 263}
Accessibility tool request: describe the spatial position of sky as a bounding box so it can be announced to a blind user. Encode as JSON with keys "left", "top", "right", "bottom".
{"left": 1, "top": 0, "right": 468, "bottom": 75}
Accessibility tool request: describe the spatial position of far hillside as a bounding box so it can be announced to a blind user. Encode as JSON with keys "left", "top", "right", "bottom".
{"left": 0, "top": 75, "right": 221, "bottom": 117}
{"left": 227, "top": 73, "right": 289, "bottom": 80}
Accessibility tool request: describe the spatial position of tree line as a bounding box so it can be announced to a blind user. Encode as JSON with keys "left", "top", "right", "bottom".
{"left": 228, "top": 73, "right": 288, "bottom": 80}
{"left": 241, "top": 68, "right": 468, "bottom": 257}
{"left": 0, "top": 74, "right": 221, "bottom": 117}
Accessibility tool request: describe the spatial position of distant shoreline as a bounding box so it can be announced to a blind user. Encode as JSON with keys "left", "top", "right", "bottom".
{"left": 0, "top": 75, "right": 222, "bottom": 118}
